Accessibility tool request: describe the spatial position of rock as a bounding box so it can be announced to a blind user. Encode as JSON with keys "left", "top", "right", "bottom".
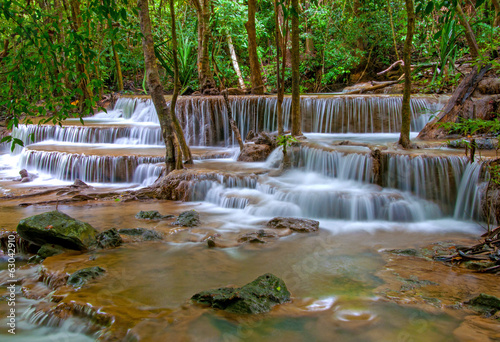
{"left": 254, "top": 132, "right": 276, "bottom": 147}
{"left": 238, "top": 230, "right": 278, "bottom": 244}
{"left": 37, "top": 244, "right": 66, "bottom": 258}
{"left": 19, "top": 169, "right": 29, "bottom": 178}
{"left": 245, "top": 130, "right": 256, "bottom": 141}
{"left": 72, "top": 179, "right": 89, "bottom": 188}
{"left": 191, "top": 273, "right": 290, "bottom": 314}
{"left": 173, "top": 210, "right": 200, "bottom": 227}
{"left": 386, "top": 248, "right": 419, "bottom": 257}
{"left": 477, "top": 77, "right": 500, "bottom": 95}
{"left": 67, "top": 266, "right": 106, "bottom": 288}
{"left": 16, "top": 211, "right": 98, "bottom": 251}
{"left": 0, "top": 231, "right": 40, "bottom": 255}
{"left": 28, "top": 255, "right": 44, "bottom": 264}
{"left": 21, "top": 177, "right": 31, "bottom": 183}
{"left": 118, "top": 228, "right": 163, "bottom": 241}
{"left": 237, "top": 144, "right": 272, "bottom": 162}
{"left": 267, "top": 217, "right": 319, "bottom": 233}
{"left": 448, "top": 138, "right": 496, "bottom": 150}
{"left": 466, "top": 293, "right": 500, "bottom": 315}
{"left": 135, "top": 210, "right": 173, "bottom": 220}
{"left": 19, "top": 169, "right": 37, "bottom": 182}
{"left": 94, "top": 228, "right": 123, "bottom": 249}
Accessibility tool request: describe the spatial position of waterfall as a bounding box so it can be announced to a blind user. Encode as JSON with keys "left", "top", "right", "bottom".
{"left": 454, "top": 162, "right": 484, "bottom": 221}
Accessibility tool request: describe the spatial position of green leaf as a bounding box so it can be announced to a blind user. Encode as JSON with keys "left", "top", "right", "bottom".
{"left": 424, "top": 1, "right": 434, "bottom": 14}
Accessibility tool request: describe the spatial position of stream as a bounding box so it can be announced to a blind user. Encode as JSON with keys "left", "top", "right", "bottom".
{"left": 0, "top": 95, "right": 498, "bottom": 341}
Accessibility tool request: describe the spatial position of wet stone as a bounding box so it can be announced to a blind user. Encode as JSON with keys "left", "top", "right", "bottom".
{"left": 191, "top": 273, "right": 290, "bottom": 314}
{"left": 467, "top": 293, "right": 500, "bottom": 315}
{"left": 386, "top": 248, "right": 419, "bottom": 257}
{"left": 67, "top": 266, "right": 106, "bottom": 288}
{"left": 238, "top": 230, "right": 278, "bottom": 244}
{"left": 267, "top": 217, "right": 319, "bottom": 233}
{"left": 94, "top": 228, "right": 123, "bottom": 249}
{"left": 173, "top": 210, "right": 200, "bottom": 227}
{"left": 16, "top": 210, "right": 98, "bottom": 251}
{"left": 135, "top": 210, "right": 173, "bottom": 220}
{"left": 118, "top": 228, "right": 163, "bottom": 241}
{"left": 37, "top": 244, "right": 66, "bottom": 259}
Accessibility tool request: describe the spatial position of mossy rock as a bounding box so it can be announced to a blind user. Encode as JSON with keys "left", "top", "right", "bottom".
{"left": 467, "top": 293, "right": 500, "bottom": 315}
{"left": 67, "top": 266, "right": 106, "bottom": 288}
{"left": 135, "top": 210, "right": 173, "bottom": 220}
{"left": 37, "top": 244, "right": 66, "bottom": 258}
{"left": 16, "top": 211, "right": 98, "bottom": 251}
{"left": 94, "top": 228, "right": 123, "bottom": 249}
{"left": 191, "top": 273, "right": 290, "bottom": 314}
{"left": 173, "top": 210, "right": 200, "bottom": 227}
{"left": 118, "top": 228, "right": 163, "bottom": 241}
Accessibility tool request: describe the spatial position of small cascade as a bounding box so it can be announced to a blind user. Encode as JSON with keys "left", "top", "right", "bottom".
{"left": 12, "top": 124, "right": 163, "bottom": 148}
{"left": 454, "top": 162, "right": 484, "bottom": 221}
{"left": 288, "top": 145, "right": 373, "bottom": 182}
{"left": 190, "top": 174, "right": 258, "bottom": 203}
{"left": 132, "top": 163, "right": 163, "bottom": 186}
{"left": 382, "top": 153, "right": 469, "bottom": 214}
{"left": 19, "top": 149, "right": 163, "bottom": 183}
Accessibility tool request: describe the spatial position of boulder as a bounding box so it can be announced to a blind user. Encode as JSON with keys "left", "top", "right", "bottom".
{"left": 477, "top": 77, "right": 500, "bottom": 95}
{"left": 267, "top": 217, "right": 319, "bottom": 233}
{"left": 37, "top": 244, "right": 66, "bottom": 258}
{"left": 72, "top": 179, "right": 90, "bottom": 188}
{"left": 173, "top": 210, "right": 200, "bottom": 227}
{"left": 191, "top": 273, "right": 290, "bottom": 314}
{"left": 237, "top": 230, "right": 279, "bottom": 244}
{"left": 94, "top": 228, "right": 123, "bottom": 249}
{"left": 237, "top": 144, "right": 272, "bottom": 162}
{"left": 67, "top": 266, "right": 106, "bottom": 288}
{"left": 135, "top": 210, "right": 173, "bottom": 220}
{"left": 118, "top": 228, "right": 163, "bottom": 241}
{"left": 16, "top": 211, "right": 98, "bottom": 251}
{"left": 466, "top": 293, "right": 500, "bottom": 315}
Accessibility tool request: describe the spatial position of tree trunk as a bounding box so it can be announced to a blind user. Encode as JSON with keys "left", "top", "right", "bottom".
{"left": 399, "top": 0, "right": 415, "bottom": 148}
{"left": 138, "top": 0, "right": 176, "bottom": 173}
{"left": 170, "top": 0, "right": 193, "bottom": 165}
{"left": 456, "top": 2, "right": 480, "bottom": 58}
{"left": 222, "top": 90, "right": 244, "bottom": 150}
{"left": 245, "top": 0, "right": 265, "bottom": 94}
{"left": 227, "top": 34, "right": 245, "bottom": 90}
{"left": 291, "top": 0, "right": 302, "bottom": 136}
{"left": 192, "top": 0, "right": 215, "bottom": 92}
{"left": 493, "top": 0, "right": 500, "bottom": 26}
{"left": 111, "top": 41, "right": 124, "bottom": 91}
{"left": 274, "top": 0, "right": 284, "bottom": 136}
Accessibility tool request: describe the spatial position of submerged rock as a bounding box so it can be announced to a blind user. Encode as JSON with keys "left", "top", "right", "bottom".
{"left": 135, "top": 210, "right": 173, "bottom": 220}
{"left": 467, "top": 293, "right": 500, "bottom": 315}
{"left": 173, "top": 210, "right": 200, "bottom": 227}
{"left": 67, "top": 266, "right": 106, "bottom": 288}
{"left": 267, "top": 217, "right": 319, "bottom": 233}
{"left": 118, "top": 228, "right": 163, "bottom": 241}
{"left": 191, "top": 273, "right": 290, "bottom": 314}
{"left": 16, "top": 211, "right": 98, "bottom": 251}
{"left": 94, "top": 228, "right": 123, "bottom": 249}
{"left": 238, "top": 230, "right": 279, "bottom": 244}
{"left": 37, "top": 244, "right": 66, "bottom": 258}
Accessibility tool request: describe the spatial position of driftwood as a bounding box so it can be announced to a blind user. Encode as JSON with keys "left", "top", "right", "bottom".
{"left": 377, "top": 60, "right": 438, "bottom": 76}
{"left": 434, "top": 225, "right": 500, "bottom": 274}
{"left": 342, "top": 81, "right": 398, "bottom": 94}
{"left": 417, "top": 64, "right": 491, "bottom": 140}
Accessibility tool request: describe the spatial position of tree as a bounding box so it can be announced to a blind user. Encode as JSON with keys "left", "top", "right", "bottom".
{"left": 399, "top": 0, "right": 415, "bottom": 148}
{"left": 138, "top": 0, "right": 177, "bottom": 173}
{"left": 245, "top": 0, "right": 265, "bottom": 94}
{"left": 291, "top": 0, "right": 302, "bottom": 137}
{"left": 191, "top": 0, "right": 216, "bottom": 92}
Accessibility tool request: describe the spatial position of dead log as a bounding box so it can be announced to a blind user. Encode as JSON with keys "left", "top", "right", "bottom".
{"left": 342, "top": 81, "right": 398, "bottom": 94}
{"left": 417, "top": 64, "right": 492, "bottom": 140}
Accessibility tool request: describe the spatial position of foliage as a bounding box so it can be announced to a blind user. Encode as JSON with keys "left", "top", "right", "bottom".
{"left": 439, "top": 118, "right": 500, "bottom": 136}
{"left": 277, "top": 134, "right": 298, "bottom": 154}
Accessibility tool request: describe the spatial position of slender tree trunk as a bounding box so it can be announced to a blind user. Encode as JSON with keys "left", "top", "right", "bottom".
{"left": 227, "top": 34, "right": 245, "bottom": 90}
{"left": 112, "top": 41, "right": 124, "bottom": 91}
{"left": 192, "top": 0, "right": 215, "bottom": 92}
{"left": 291, "top": 0, "right": 302, "bottom": 136}
{"left": 492, "top": 0, "right": 500, "bottom": 26}
{"left": 274, "top": 0, "right": 283, "bottom": 136}
{"left": 222, "top": 90, "right": 244, "bottom": 150}
{"left": 456, "top": 2, "right": 480, "bottom": 58}
{"left": 170, "top": 0, "right": 193, "bottom": 164}
{"left": 245, "top": 0, "right": 265, "bottom": 94}
{"left": 138, "top": 0, "right": 176, "bottom": 173}
{"left": 399, "top": 0, "right": 415, "bottom": 148}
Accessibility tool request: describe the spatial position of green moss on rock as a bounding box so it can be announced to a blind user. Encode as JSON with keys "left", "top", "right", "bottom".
{"left": 67, "top": 266, "right": 106, "bottom": 288}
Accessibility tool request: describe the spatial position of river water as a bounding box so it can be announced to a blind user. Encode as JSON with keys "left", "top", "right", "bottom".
{"left": 0, "top": 95, "right": 498, "bottom": 341}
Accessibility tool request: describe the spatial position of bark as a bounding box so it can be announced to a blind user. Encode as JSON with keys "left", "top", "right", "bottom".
{"left": 111, "top": 41, "right": 124, "bottom": 91}
{"left": 274, "top": 0, "right": 284, "bottom": 135}
{"left": 417, "top": 64, "right": 491, "bottom": 139}
{"left": 456, "top": 3, "right": 480, "bottom": 58}
{"left": 170, "top": 0, "right": 193, "bottom": 165}
{"left": 227, "top": 34, "right": 245, "bottom": 90}
{"left": 68, "top": 0, "right": 94, "bottom": 106}
{"left": 399, "top": 0, "right": 415, "bottom": 149}
{"left": 493, "top": 0, "right": 500, "bottom": 26}
{"left": 222, "top": 90, "right": 244, "bottom": 151}
{"left": 191, "top": 0, "right": 215, "bottom": 92}
{"left": 245, "top": 0, "right": 265, "bottom": 94}
{"left": 138, "top": 0, "right": 176, "bottom": 173}
{"left": 291, "top": 0, "right": 302, "bottom": 136}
